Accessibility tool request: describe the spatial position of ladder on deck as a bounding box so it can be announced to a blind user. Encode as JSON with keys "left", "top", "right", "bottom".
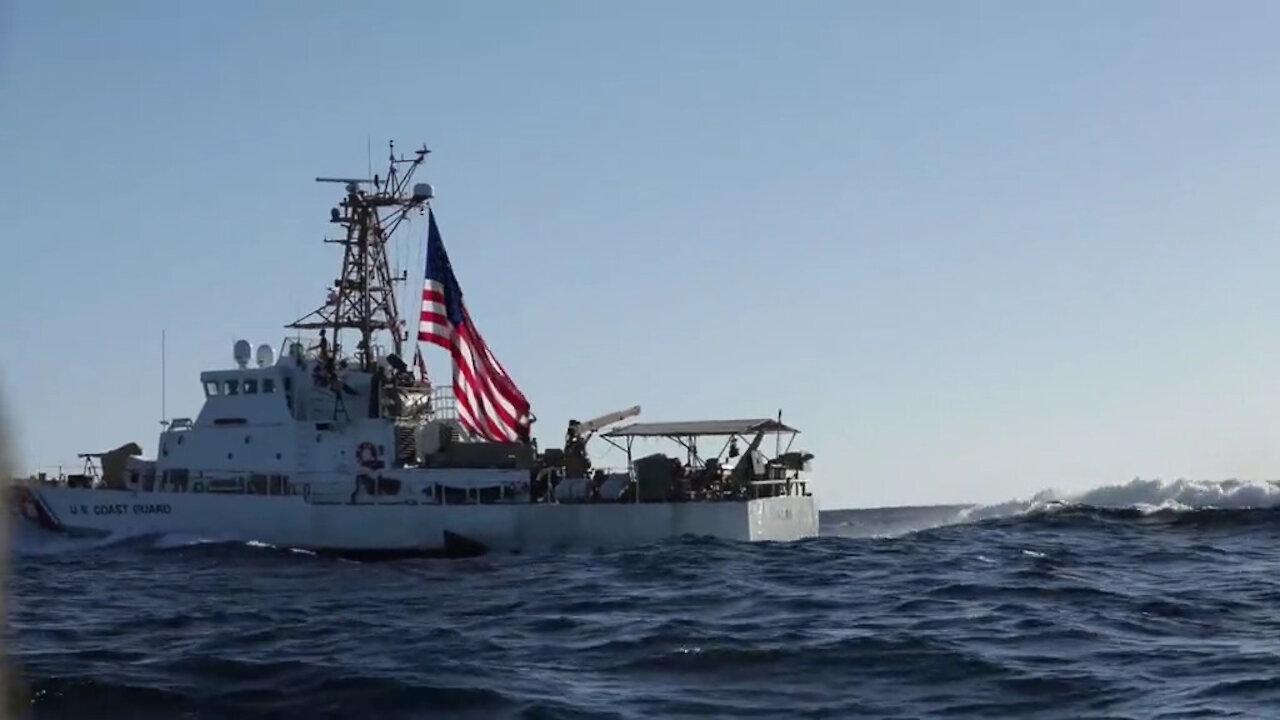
{"left": 307, "top": 388, "right": 350, "bottom": 423}
{"left": 332, "top": 389, "right": 350, "bottom": 422}
{"left": 394, "top": 424, "right": 416, "bottom": 466}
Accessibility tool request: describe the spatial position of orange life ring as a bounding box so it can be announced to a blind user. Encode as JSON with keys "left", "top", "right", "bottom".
{"left": 356, "top": 441, "right": 378, "bottom": 468}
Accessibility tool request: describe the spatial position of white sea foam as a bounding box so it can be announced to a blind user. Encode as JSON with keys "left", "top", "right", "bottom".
{"left": 9, "top": 521, "right": 277, "bottom": 557}
{"left": 958, "top": 477, "right": 1280, "bottom": 523}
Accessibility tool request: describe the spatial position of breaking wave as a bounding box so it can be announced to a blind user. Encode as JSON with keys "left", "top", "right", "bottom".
{"left": 959, "top": 477, "right": 1280, "bottom": 523}
{"left": 818, "top": 477, "right": 1280, "bottom": 540}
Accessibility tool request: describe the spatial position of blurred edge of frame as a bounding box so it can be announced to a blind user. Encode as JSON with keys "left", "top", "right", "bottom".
{"left": 1, "top": 384, "right": 19, "bottom": 718}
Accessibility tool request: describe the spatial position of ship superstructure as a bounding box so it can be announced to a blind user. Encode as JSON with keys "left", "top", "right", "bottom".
{"left": 14, "top": 142, "right": 820, "bottom": 556}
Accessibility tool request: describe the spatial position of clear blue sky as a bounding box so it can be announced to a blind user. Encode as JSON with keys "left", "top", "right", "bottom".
{"left": 5, "top": 0, "right": 1280, "bottom": 509}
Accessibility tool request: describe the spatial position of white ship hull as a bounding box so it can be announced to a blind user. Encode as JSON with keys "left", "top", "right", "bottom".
{"left": 19, "top": 485, "right": 819, "bottom": 557}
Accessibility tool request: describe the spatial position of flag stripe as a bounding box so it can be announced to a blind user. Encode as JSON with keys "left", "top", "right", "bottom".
{"left": 415, "top": 209, "right": 531, "bottom": 443}
{"left": 453, "top": 355, "right": 512, "bottom": 441}
{"left": 453, "top": 327, "right": 520, "bottom": 431}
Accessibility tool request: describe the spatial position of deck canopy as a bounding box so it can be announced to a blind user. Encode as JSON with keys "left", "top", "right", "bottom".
{"left": 602, "top": 418, "right": 797, "bottom": 438}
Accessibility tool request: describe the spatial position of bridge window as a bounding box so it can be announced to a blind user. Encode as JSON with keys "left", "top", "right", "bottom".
{"left": 224, "top": 380, "right": 239, "bottom": 395}
{"left": 244, "top": 379, "right": 259, "bottom": 394}
{"left": 204, "top": 381, "right": 220, "bottom": 397}
{"left": 263, "top": 378, "right": 276, "bottom": 393}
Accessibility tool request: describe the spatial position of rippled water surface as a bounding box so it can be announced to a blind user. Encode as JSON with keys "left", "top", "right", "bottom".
{"left": 10, "top": 479, "right": 1280, "bottom": 719}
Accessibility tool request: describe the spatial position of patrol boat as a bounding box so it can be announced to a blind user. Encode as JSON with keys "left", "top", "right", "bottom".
{"left": 14, "top": 142, "right": 820, "bottom": 558}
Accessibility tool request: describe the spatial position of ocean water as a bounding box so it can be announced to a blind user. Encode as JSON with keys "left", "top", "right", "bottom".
{"left": 8, "top": 478, "right": 1280, "bottom": 719}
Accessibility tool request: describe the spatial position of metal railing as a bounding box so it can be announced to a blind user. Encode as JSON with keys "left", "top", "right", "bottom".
{"left": 429, "top": 385, "right": 458, "bottom": 421}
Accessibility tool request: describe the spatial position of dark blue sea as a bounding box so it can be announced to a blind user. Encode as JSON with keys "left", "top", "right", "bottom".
{"left": 9, "top": 478, "right": 1280, "bottom": 719}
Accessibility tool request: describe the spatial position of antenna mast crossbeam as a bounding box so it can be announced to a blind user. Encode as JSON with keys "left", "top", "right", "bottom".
{"left": 287, "top": 141, "right": 432, "bottom": 369}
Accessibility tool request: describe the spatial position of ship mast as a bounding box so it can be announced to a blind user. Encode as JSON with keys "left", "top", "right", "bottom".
{"left": 287, "top": 141, "right": 434, "bottom": 371}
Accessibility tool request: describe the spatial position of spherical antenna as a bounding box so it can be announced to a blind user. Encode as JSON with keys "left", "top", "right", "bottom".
{"left": 255, "top": 343, "right": 275, "bottom": 368}
{"left": 233, "top": 339, "right": 252, "bottom": 368}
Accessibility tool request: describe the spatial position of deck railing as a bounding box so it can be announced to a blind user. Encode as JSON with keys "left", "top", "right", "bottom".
{"left": 429, "top": 385, "right": 458, "bottom": 421}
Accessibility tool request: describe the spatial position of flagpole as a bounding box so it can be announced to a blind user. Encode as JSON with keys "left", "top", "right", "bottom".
{"left": 160, "top": 329, "right": 167, "bottom": 427}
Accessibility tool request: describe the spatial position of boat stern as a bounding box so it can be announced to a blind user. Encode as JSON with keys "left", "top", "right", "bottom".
{"left": 748, "top": 494, "right": 819, "bottom": 542}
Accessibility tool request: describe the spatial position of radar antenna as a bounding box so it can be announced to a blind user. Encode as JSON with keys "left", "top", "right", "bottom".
{"left": 287, "top": 141, "right": 434, "bottom": 371}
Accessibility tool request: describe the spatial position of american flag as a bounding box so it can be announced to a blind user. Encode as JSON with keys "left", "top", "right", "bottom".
{"left": 417, "top": 209, "right": 532, "bottom": 443}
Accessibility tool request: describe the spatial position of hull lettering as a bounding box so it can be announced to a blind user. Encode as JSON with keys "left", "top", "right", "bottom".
{"left": 75, "top": 503, "right": 173, "bottom": 516}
